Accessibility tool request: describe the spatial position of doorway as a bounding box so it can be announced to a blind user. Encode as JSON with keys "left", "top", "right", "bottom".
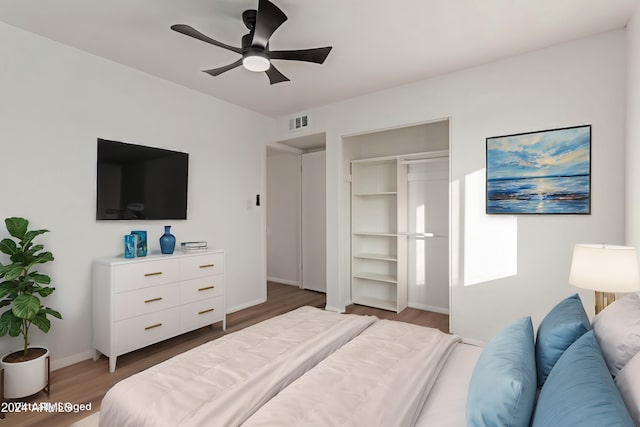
{"left": 266, "top": 133, "right": 327, "bottom": 295}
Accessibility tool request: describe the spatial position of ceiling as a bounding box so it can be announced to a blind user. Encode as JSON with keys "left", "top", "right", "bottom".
{"left": 0, "top": 0, "right": 637, "bottom": 118}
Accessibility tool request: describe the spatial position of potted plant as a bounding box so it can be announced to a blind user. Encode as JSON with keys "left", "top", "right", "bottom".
{"left": 0, "top": 217, "right": 62, "bottom": 398}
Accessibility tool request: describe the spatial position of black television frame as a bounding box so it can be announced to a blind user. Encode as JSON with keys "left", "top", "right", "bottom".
{"left": 96, "top": 138, "right": 189, "bottom": 220}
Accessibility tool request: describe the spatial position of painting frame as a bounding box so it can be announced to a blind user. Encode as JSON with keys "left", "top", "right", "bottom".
{"left": 486, "top": 124, "right": 591, "bottom": 215}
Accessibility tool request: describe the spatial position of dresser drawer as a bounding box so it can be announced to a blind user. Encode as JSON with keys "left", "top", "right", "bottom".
{"left": 181, "top": 276, "right": 225, "bottom": 304}
{"left": 180, "top": 253, "right": 224, "bottom": 280}
{"left": 114, "top": 307, "right": 180, "bottom": 354}
{"left": 113, "top": 258, "right": 180, "bottom": 293}
{"left": 180, "top": 296, "right": 225, "bottom": 331}
{"left": 113, "top": 283, "right": 181, "bottom": 321}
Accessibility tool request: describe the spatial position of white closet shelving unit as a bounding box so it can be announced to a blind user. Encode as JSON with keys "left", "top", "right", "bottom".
{"left": 351, "top": 157, "right": 407, "bottom": 312}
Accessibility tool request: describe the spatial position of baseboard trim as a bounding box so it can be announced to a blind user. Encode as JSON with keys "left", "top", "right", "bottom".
{"left": 227, "top": 297, "right": 267, "bottom": 314}
{"left": 408, "top": 303, "right": 449, "bottom": 315}
{"left": 51, "top": 349, "right": 95, "bottom": 371}
{"left": 266, "top": 277, "right": 301, "bottom": 287}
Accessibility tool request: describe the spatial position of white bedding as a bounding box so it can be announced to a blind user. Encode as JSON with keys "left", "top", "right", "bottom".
{"left": 414, "top": 342, "right": 483, "bottom": 427}
{"left": 242, "top": 319, "right": 461, "bottom": 427}
{"left": 99, "top": 306, "right": 376, "bottom": 427}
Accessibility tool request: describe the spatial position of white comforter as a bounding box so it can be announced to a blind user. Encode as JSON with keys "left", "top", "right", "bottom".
{"left": 242, "top": 320, "right": 461, "bottom": 427}
{"left": 99, "top": 306, "right": 376, "bottom": 427}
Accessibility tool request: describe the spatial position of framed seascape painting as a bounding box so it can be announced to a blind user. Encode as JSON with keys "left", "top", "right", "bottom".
{"left": 486, "top": 124, "right": 591, "bottom": 214}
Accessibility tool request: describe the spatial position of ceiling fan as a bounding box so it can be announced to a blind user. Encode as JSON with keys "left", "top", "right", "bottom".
{"left": 171, "top": 0, "right": 332, "bottom": 84}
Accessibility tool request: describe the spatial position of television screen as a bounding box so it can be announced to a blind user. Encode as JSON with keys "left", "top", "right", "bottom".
{"left": 96, "top": 139, "right": 188, "bottom": 220}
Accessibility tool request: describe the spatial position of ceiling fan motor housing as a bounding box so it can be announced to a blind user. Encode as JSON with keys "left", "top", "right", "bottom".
{"left": 242, "top": 9, "right": 257, "bottom": 30}
{"left": 241, "top": 32, "right": 271, "bottom": 72}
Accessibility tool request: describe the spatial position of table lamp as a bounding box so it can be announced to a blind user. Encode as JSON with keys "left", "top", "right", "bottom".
{"left": 568, "top": 244, "right": 640, "bottom": 314}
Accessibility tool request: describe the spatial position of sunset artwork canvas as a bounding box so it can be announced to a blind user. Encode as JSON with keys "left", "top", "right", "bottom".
{"left": 486, "top": 125, "right": 591, "bottom": 214}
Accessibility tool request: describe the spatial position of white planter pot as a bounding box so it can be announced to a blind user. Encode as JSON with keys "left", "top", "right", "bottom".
{"left": 1, "top": 347, "right": 49, "bottom": 399}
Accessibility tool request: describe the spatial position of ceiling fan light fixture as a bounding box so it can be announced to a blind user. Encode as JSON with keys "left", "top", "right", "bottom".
{"left": 242, "top": 53, "right": 270, "bottom": 72}
{"left": 171, "top": 0, "right": 332, "bottom": 84}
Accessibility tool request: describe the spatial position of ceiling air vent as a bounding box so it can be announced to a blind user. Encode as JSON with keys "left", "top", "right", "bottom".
{"left": 289, "top": 114, "right": 308, "bottom": 132}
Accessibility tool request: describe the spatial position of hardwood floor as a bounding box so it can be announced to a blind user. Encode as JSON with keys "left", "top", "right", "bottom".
{"left": 6, "top": 282, "right": 448, "bottom": 426}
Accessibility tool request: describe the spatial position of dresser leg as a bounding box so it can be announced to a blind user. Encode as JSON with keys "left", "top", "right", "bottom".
{"left": 93, "top": 349, "right": 100, "bottom": 361}
{"left": 109, "top": 356, "right": 117, "bottom": 373}
{"left": 223, "top": 318, "right": 227, "bottom": 331}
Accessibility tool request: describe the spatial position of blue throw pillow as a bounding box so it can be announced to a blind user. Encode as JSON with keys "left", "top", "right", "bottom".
{"left": 535, "top": 293, "right": 590, "bottom": 385}
{"left": 531, "top": 331, "right": 634, "bottom": 427}
{"left": 467, "top": 317, "right": 537, "bottom": 427}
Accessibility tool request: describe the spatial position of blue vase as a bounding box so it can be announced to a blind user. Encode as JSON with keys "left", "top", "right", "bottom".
{"left": 130, "top": 230, "right": 147, "bottom": 257}
{"left": 124, "top": 234, "right": 136, "bottom": 259}
{"left": 159, "top": 225, "right": 176, "bottom": 254}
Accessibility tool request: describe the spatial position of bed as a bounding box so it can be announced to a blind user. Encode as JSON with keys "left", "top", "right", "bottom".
{"left": 241, "top": 319, "right": 467, "bottom": 426}
{"left": 99, "top": 306, "right": 376, "bottom": 427}
{"left": 99, "top": 293, "right": 640, "bottom": 427}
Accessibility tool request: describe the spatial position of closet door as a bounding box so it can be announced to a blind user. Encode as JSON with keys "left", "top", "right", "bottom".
{"left": 302, "top": 151, "right": 326, "bottom": 292}
{"left": 407, "top": 156, "right": 449, "bottom": 313}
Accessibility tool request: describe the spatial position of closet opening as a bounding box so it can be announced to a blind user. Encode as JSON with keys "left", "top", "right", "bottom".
{"left": 343, "top": 119, "right": 450, "bottom": 316}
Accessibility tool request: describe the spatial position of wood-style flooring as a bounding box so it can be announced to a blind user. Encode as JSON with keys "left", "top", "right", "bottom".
{"left": 5, "top": 282, "right": 448, "bottom": 426}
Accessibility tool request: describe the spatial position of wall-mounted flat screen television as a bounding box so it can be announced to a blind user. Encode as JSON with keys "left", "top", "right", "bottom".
{"left": 96, "top": 138, "right": 189, "bottom": 220}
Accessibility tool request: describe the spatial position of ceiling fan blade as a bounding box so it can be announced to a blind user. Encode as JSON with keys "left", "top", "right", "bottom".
{"left": 270, "top": 46, "right": 333, "bottom": 64}
{"left": 252, "top": 0, "right": 287, "bottom": 49}
{"left": 203, "top": 59, "right": 243, "bottom": 77}
{"left": 265, "top": 64, "right": 290, "bottom": 84}
{"left": 171, "top": 24, "right": 242, "bottom": 54}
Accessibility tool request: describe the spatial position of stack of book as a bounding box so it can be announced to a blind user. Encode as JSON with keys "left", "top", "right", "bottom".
{"left": 180, "top": 241, "right": 208, "bottom": 253}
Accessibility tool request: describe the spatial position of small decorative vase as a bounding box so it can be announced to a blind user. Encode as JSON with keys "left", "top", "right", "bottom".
{"left": 124, "top": 234, "right": 136, "bottom": 259}
{"left": 131, "top": 230, "right": 148, "bottom": 257}
{"left": 159, "top": 225, "right": 176, "bottom": 254}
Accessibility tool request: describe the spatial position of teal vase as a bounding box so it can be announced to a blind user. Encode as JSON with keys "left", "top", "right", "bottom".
{"left": 131, "top": 230, "right": 147, "bottom": 257}
{"left": 159, "top": 225, "right": 176, "bottom": 254}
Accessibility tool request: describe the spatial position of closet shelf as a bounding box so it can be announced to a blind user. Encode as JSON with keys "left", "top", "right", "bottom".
{"left": 352, "top": 192, "right": 397, "bottom": 197}
{"left": 353, "top": 253, "right": 397, "bottom": 262}
{"left": 352, "top": 296, "right": 398, "bottom": 312}
{"left": 352, "top": 231, "right": 397, "bottom": 237}
{"left": 352, "top": 272, "right": 397, "bottom": 284}
{"left": 351, "top": 157, "right": 406, "bottom": 313}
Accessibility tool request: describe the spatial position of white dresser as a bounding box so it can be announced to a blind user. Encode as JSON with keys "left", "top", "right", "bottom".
{"left": 92, "top": 250, "right": 226, "bottom": 372}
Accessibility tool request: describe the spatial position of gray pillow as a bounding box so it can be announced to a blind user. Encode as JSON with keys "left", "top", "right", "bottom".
{"left": 592, "top": 293, "right": 640, "bottom": 375}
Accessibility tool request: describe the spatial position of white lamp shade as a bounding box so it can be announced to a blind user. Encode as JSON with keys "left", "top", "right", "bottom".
{"left": 569, "top": 244, "right": 640, "bottom": 292}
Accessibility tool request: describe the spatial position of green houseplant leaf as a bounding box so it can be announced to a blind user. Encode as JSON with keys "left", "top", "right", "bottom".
{"left": 0, "top": 239, "right": 17, "bottom": 256}
{"left": 30, "top": 311, "right": 51, "bottom": 333}
{"left": 12, "top": 294, "right": 40, "bottom": 320}
{"left": 0, "top": 217, "right": 62, "bottom": 357}
{"left": 5, "top": 218, "right": 28, "bottom": 240}
{"left": 0, "top": 309, "right": 23, "bottom": 337}
{"left": 27, "top": 273, "right": 50, "bottom": 285}
{"left": 22, "top": 229, "right": 49, "bottom": 251}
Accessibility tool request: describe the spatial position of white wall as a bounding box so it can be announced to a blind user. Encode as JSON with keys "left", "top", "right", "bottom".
{"left": 276, "top": 31, "right": 627, "bottom": 342}
{"left": 0, "top": 22, "right": 273, "bottom": 369}
{"left": 266, "top": 152, "right": 301, "bottom": 285}
{"left": 626, "top": 4, "right": 640, "bottom": 248}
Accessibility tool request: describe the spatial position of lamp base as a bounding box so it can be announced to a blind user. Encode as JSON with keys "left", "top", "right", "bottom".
{"left": 595, "top": 291, "right": 616, "bottom": 314}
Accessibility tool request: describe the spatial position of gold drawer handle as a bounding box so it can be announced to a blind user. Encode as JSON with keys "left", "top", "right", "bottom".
{"left": 199, "top": 264, "right": 215, "bottom": 269}
{"left": 198, "top": 308, "right": 214, "bottom": 315}
{"left": 144, "top": 297, "right": 162, "bottom": 304}
{"left": 198, "top": 286, "right": 215, "bottom": 291}
{"left": 144, "top": 272, "right": 163, "bottom": 277}
{"left": 145, "top": 323, "right": 162, "bottom": 330}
